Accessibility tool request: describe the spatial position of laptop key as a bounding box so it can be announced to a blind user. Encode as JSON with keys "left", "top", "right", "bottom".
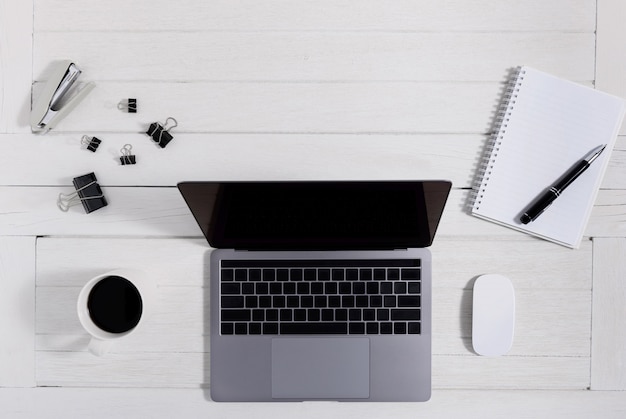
{"left": 277, "top": 269, "right": 289, "bottom": 281}
{"left": 249, "top": 269, "right": 262, "bottom": 281}
{"left": 263, "top": 269, "right": 275, "bottom": 281}
{"left": 266, "top": 309, "right": 279, "bottom": 321}
{"left": 349, "top": 323, "right": 365, "bottom": 334}
{"left": 366, "top": 322, "right": 379, "bottom": 334}
{"left": 294, "top": 309, "right": 307, "bottom": 321}
{"left": 280, "top": 322, "right": 348, "bottom": 334}
{"left": 221, "top": 323, "right": 234, "bottom": 335}
{"left": 321, "top": 309, "right": 334, "bottom": 321}
{"left": 380, "top": 322, "right": 393, "bottom": 334}
{"left": 221, "top": 296, "right": 244, "bottom": 308}
{"left": 221, "top": 269, "right": 234, "bottom": 281}
{"left": 384, "top": 295, "right": 397, "bottom": 307}
{"left": 222, "top": 310, "right": 251, "bottom": 321}
{"left": 398, "top": 295, "right": 420, "bottom": 307}
{"left": 408, "top": 282, "right": 421, "bottom": 294}
{"left": 289, "top": 269, "right": 303, "bottom": 281}
{"left": 391, "top": 309, "right": 421, "bottom": 321}
{"left": 401, "top": 268, "right": 420, "bottom": 280}
{"left": 303, "top": 269, "right": 316, "bottom": 281}
{"left": 235, "top": 269, "right": 247, "bottom": 281}
{"left": 241, "top": 283, "right": 255, "bottom": 295}
{"left": 235, "top": 323, "right": 247, "bottom": 335}
{"left": 263, "top": 323, "right": 279, "bottom": 334}
{"left": 221, "top": 283, "right": 240, "bottom": 295}
{"left": 394, "top": 322, "right": 407, "bottom": 334}
{"left": 319, "top": 269, "right": 331, "bottom": 281}
{"left": 249, "top": 323, "right": 262, "bottom": 335}
{"left": 408, "top": 322, "right": 421, "bottom": 334}
{"left": 346, "top": 269, "right": 359, "bottom": 281}
{"left": 394, "top": 282, "right": 407, "bottom": 294}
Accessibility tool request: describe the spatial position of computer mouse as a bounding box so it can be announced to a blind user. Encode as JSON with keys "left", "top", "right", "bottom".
{"left": 471, "top": 274, "right": 515, "bottom": 356}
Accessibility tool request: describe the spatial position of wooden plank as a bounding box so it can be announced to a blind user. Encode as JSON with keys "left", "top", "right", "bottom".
{"left": 2, "top": 134, "right": 625, "bottom": 189}
{"left": 34, "top": 0, "right": 596, "bottom": 32}
{"left": 0, "top": 0, "right": 33, "bottom": 133}
{"left": 36, "top": 352, "right": 207, "bottom": 388}
{"left": 0, "top": 237, "right": 35, "bottom": 387}
{"left": 591, "top": 238, "right": 626, "bottom": 390}
{"left": 1, "top": 187, "right": 623, "bottom": 238}
{"left": 32, "top": 81, "right": 505, "bottom": 134}
{"left": 36, "top": 238, "right": 209, "bottom": 287}
{"left": 0, "top": 133, "right": 482, "bottom": 187}
{"left": 33, "top": 32, "right": 595, "bottom": 82}
{"left": 1, "top": 388, "right": 625, "bottom": 418}
{"left": 596, "top": 0, "right": 626, "bottom": 135}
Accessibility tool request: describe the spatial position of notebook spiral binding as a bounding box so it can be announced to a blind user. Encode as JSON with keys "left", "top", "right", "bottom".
{"left": 468, "top": 67, "right": 526, "bottom": 212}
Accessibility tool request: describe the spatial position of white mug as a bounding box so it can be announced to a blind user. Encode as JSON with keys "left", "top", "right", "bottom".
{"left": 77, "top": 269, "right": 156, "bottom": 356}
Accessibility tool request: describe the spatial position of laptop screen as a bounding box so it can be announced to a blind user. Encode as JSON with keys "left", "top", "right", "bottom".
{"left": 177, "top": 181, "right": 451, "bottom": 250}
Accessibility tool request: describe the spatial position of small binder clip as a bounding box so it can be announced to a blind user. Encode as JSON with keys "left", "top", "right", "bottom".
{"left": 119, "top": 144, "right": 136, "bottom": 165}
{"left": 118, "top": 98, "right": 137, "bottom": 113}
{"left": 145, "top": 117, "right": 177, "bottom": 148}
{"left": 57, "top": 172, "right": 108, "bottom": 214}
{"left": 81, "top": 135, "right": 101, "bottom": 152}
{"left": 30, "top": 60, "right": 95, "bottom": 134}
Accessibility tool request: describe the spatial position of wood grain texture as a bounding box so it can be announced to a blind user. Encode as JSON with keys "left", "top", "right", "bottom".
{"left": 3, "top": 134, "right": 626, "bottom": 189}
{"left": 0, "top": 237, "right": 36, "bottom": 387}
{"left": 1, "top": 388, "right": 625, "bottom": 419}
{"left": 33, "top": 32, "right": 595, "bottom": 82}
{"left": 591, "top": 238, "right": 626, "bottom": 390}
{"left": 34, "top": 0, "right": 596, "bottom": 32}
{"left": 596, "top": 0, "right": 626, "bottom": 134}
{"left": 0, "top": 0, "right": 33, "bottom": 133}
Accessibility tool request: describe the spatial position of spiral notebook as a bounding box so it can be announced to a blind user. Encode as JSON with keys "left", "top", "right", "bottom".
{"left": 471, "top": 66, "right": 625, "bottom": 248}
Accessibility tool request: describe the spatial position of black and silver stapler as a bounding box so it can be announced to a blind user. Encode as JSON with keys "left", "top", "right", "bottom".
{"left": 30, "top": 60, "right": 95, "bottom": 133}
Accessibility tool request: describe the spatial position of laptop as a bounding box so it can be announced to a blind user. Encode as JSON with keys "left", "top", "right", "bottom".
{"left": 177, "top": 180, "right": 451, "bottom": 402}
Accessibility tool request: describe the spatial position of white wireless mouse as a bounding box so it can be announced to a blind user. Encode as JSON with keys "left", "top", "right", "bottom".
{"left": 472, "top": 274, "right": 515, "bottom": 356}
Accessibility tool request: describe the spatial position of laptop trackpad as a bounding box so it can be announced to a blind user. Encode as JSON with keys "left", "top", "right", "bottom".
{"left": 271, "top": 337, "right": 370, "bottom": 399}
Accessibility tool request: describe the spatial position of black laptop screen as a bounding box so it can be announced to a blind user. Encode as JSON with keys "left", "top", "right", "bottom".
{"left": 177, "top": 181, "right": 451, "bottom": 250}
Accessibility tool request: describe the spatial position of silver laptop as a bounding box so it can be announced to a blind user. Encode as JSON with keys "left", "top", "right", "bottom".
{"left": 177, "top": 181, "right": 451, "bottom": 402}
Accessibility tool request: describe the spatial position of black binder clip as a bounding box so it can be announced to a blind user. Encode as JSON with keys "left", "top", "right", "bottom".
{"left": 119, "top": 144, "right": 137, "bottom": 165}
{"left": 118, "top": 98, "right": 137, "bottom": 113}
{"left": 145, "top": 117, "right": 177, "bottom": 148}
{"left": 57, "top": 172, "right": 108, "bottom": 214}
{"left": 81, "top": 135, "right": 101, "bottom": 152}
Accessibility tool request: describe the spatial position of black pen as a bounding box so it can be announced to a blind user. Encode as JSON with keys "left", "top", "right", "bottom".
{"left": 520, "top": 144, "right": 606, "bottom": 224}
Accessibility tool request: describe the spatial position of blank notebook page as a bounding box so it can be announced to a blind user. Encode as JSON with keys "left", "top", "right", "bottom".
{"left": 472, "top": 66, "right": 625, "bottom": 248}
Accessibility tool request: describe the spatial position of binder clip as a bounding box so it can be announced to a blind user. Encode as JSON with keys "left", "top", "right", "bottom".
{"left": 30, "top": 60, "right": 95, "bottom": 134}
{"left": 119, "top": 144, "right": 137, "bottom": 165}
{"left": 145, "top": 117, "right": 177, "bottom": 148}
{"left": 118, "top": 98, "right": 137, "bottom": 113}
{"left": 57, "top": 172, "right": 108, "bottom": 214}
{"left": 81, "top": 135, "right": 101, "bottom": 152}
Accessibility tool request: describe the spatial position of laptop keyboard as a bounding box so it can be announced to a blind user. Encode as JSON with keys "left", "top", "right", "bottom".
{"left": 219, "top": 259, "right": 422, "bottom": 335}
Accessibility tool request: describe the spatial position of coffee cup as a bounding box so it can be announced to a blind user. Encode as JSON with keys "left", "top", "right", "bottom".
{"left": 77, "top": 269, "right": 156, "bottom": 356}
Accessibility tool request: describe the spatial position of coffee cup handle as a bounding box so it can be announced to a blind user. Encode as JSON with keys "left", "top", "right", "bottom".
{"left": 88, "top": 337, "right": 114, "bottom": 357}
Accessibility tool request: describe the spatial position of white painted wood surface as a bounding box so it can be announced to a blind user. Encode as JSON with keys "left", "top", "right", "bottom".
{"left": 591, "top": 238, "right": 626, "bottom": 390}
{"left": 0, "top": 0, "right": 625, "bottom": 416}
{"left": 0, "top": 237, "right": 35, "bottom": 388}
{"left": 0, "top": 0, "right": 32, "bottom": 133}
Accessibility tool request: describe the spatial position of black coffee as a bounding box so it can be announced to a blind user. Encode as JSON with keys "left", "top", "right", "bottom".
{"left": 87, "top": 276, "right": 143, "bottom": 334}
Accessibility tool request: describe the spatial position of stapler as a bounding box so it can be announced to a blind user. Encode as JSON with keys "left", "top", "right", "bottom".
{"left": 30, "top": 60, "right": 95, "bottom": 133}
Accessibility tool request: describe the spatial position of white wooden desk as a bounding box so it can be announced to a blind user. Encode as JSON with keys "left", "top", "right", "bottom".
{"left": 2, "top": 1, "right": 626, "bottom": 417}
